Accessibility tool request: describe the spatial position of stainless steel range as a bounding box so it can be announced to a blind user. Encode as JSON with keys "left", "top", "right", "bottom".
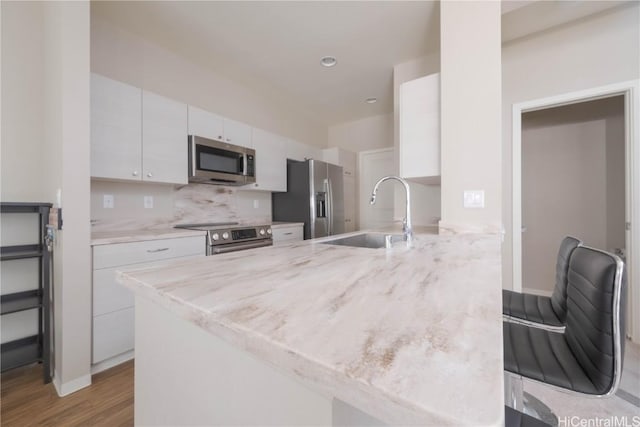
{"left": 175, "top": 222, "right": 272, "bottom": 255}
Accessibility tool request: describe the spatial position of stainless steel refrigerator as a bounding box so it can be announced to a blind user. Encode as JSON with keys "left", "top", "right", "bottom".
{"left": 272, "top": 159, "right": 344, "bottom": 239}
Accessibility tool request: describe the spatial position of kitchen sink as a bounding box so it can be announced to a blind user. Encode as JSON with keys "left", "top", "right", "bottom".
{"left": 321, "top": 233, "right": 405, "bottom": 249}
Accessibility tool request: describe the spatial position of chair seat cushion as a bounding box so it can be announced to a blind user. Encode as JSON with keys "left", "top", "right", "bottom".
{"left": 503, "top": 290, "right": 564, "bottom": 327}
{"left": 503, "top": 322, "right": 603, "bottom": 395}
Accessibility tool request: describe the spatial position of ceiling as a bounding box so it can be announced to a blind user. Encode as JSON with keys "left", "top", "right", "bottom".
{"left": 91, "top": 1, "right": 629, "bottom": 127}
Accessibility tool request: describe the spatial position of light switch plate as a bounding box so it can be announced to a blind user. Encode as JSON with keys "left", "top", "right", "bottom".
{"left": 463, "top": 190, "right": 485, "bottom": 208}
{"left": 144, "top": 196, "right": 154, "bottom": 209}
{"left": 253, "top": 199, "right": 259, "bottom": 209}
{"left": 103, "top": 194, "right": 114, "bottom": 209}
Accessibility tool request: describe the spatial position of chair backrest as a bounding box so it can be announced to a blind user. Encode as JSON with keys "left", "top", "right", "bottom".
{"left": 564, "top": 246, "right": 626, "bottom": 395}
{"left": 550, "top": 236, "right": 582, "bottom": 322}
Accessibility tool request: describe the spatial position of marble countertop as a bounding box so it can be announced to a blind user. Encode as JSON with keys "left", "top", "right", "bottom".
{"left": 91, "top": 228, "right": 206, "bottom": 246}
{"left": 117, "top": 231, "right": 504, "bottom": 425}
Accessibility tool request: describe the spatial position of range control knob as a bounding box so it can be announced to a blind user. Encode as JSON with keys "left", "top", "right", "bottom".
{"left": 266, "top": 228, "right": 272, "bottom": 235}
{"left": 222, "top": 232, "right": 230, "bottom": 240}
{"left": 211, "top": 233, "right": 219, "bottom": 241}
{"left": 259, "top": 228, "right": 266, "bottom": 236}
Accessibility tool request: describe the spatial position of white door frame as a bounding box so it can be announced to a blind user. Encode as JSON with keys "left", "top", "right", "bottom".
{"left": 512, "top": 79, "right": 640, "bottom": 342}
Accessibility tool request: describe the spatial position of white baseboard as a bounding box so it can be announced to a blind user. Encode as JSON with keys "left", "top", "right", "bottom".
{"left": 91, "top": 350, "right": 134, "bottom": 375}
{"left": 52, "top": 371, "right": 91, "bottom": 397}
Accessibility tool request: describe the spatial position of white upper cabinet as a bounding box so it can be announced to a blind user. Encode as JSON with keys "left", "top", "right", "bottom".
{"left": 399, "top": 73, "right": 440, "bottom": 184}
{"left": 187, "top": 106, "right": 224, "bottom": 141}
{"left": 250, "top": 128, "right": 286, "bottom": 192}
{"left": 187, "top": 106, "right": 251, "bottom": 148}
{"left": 91, "top": 74, "right": 188, "bottom": 185}
{"left": 142, "top": 91, "right": 188, "bottom": 184}
{"left": 223, "top": 118, "right": 252, "bottom": 148}
{"left": 91, "top": 74, "right": 142, "bottom": 181}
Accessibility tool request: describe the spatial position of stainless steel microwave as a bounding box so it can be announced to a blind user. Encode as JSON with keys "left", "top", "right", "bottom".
{"left": 188, "top": 135, "right": 255, "bottom": 185}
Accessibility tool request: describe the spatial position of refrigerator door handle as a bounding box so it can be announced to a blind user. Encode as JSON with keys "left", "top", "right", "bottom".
{"left": 326, "top": 178, "right": 333, "bottom": 235}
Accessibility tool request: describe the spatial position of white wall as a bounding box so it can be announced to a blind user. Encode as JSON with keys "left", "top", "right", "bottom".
{"left": 328, "top": 113, "right": 393, "bottom": 153}
{"left": 393, "top": 54, "right": 442, "bottom": 226}
{"left": 90, "top": 14, "right": 327, "bottom": 149}
{"left": 1, "top": 1, "right": 92, "bottom": 395}
{"left": 1, "top": 2, "right": 45, "bottom": 202}
{"left": 502, "top": 2, "right": 640, "bottom": 289}
{"left": 42, "top": 0, "right": 92, "bottom": 395}
{"left": 440, "top": 1, "right": 502, "bottom": 233}
{"left": 521, "top": 97, "right": 625, "bottom": 293}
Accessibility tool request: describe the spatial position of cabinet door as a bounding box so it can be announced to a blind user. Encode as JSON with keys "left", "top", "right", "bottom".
{"left": 91, "top": 73, "right": 142, "bottom": 181}
{"left": 322, "top": 147, "right": 357, "bottom": 177}
{"left": 93, "top": 267, "right": 134, "bottom": 317}
{"left": 223, "top": 118, "right": 252, "bottom": 148}
{"left": 142, "top": 91, "right": 188, "bottom": 184}
{"left": 339, "top": 149, "right": 357, "bottom": 177}
{"left": 343, "top": 174, "right": 356, "bottom": 232}
{"left": 399, "top": 73, "right": 440, "bottom": 180}
{"left": 272, "top": 226, "right": 303, "bottom": 245}
{"left": 92, "top": 308, "right": 135, "bottom": 363}
{"left": 187, "top": 106, "right": 224, "bottom": 141}
{"left": 250, "top": 128, "right": 286, "bottom": 192}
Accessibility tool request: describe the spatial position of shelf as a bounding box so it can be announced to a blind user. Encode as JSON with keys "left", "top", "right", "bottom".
{"left": 0, "top": 244, "right": 43, "bottom": 261}
{"left": 0, "top": 202, "right": 52, "bottom": 213}
{"left": 1, "top": 290, "right": 43, "bottom": 315}
{"left": 1, "top": 335, "right": 41, "bottom": 372}
{"left": 0, "top": 202, "right": 52, "bottom": 383}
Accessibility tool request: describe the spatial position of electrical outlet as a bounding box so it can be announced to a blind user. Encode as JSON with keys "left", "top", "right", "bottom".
{"left": 463, "top": 190, "right": 485, "bottom": 208}
{"left": 253, "top": 199, "right": 259, "bottom": 209}
{"left": 103, "top": 194, "right": 114, "bottom": 209}
{"left": 144, "top": 196, "right": 154, "bottom": 209}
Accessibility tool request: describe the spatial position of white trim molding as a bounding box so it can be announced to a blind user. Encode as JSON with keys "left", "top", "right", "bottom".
{"left": 511, "top": 79, "right": 640, "bottom": 343}
{"left": 53, "top": 371, "right": 91, "bottom": 397}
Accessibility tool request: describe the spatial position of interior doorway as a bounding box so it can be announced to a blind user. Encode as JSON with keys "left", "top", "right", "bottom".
{"left": 521, "top": 96, "right": 625, "bottom": 295}
{"left": 359, "top": 148, "right": 394, "bottom": 230}
{"left": 512, "top": 80, "right": 639, "bottom": 342}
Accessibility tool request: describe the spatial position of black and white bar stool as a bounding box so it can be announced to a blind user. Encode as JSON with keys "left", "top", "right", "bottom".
{"left": 503, "top": 236, "right": 581, "bottom": 331}
{"left": 504, "top": 245, "right": 626, "bottom": 412}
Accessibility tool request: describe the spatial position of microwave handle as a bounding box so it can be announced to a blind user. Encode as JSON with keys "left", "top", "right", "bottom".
{"left": 242, "top": 153, "right": 247, "bottom": 176}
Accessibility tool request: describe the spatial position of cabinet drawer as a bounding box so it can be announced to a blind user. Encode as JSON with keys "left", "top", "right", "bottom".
{"left": 93, "top": 236, "right": 204, "bottom": 269}
{"left": 93, "top": 267, "right": 134, "bottom": 316}
{"left": 92, "top": 308, "right": 135, "bottom": 364}
{"left": 272, "top": 226, "right": 303, "bottom": 245}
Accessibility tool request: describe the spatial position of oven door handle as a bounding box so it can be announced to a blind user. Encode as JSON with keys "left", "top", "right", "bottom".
{"left": 210, "top": 240, "right": 272, "bottom": 255}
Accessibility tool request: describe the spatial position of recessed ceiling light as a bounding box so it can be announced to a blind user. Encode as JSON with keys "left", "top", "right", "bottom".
{"left": 365, "top": 97, "right": 377, "bottom": 104}
{"left": 320, "top": 56, "right": 337, "bottom": 67}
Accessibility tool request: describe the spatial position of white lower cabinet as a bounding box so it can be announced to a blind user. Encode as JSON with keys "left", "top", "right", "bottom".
{"left": 93, "top": 307, "right": 135, "bottom": 364}
{"left": 272, "top": 225, "right": 304, "bottom": 245}
{"left": 91, "top": 235, "right": 205, "bottom": 369}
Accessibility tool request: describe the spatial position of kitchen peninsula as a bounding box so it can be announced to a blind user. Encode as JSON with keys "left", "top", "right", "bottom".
{"left": 117, "top": 230, "right": 504, "bottom": 426}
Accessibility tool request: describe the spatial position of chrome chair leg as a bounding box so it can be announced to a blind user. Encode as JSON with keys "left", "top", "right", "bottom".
{"left": 505, "top": 372, "right": 524, "bottom": 411}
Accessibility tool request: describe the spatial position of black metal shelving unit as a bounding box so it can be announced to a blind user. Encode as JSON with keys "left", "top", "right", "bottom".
{"left": 1, "top": 202, "right": 52, "bottom": 383}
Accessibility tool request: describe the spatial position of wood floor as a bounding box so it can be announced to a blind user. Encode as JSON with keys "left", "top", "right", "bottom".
{"left": 1, "top": 361, "right": 133, "bottom": 426}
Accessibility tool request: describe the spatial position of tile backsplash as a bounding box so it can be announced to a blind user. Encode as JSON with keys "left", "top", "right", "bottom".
{"left": 91, "top": 180, "right": 272, "bottom": 232}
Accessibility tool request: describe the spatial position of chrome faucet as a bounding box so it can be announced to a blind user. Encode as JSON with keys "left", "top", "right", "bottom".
{"left": 370, "top": 176, "right": 413, "bottom": 243}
